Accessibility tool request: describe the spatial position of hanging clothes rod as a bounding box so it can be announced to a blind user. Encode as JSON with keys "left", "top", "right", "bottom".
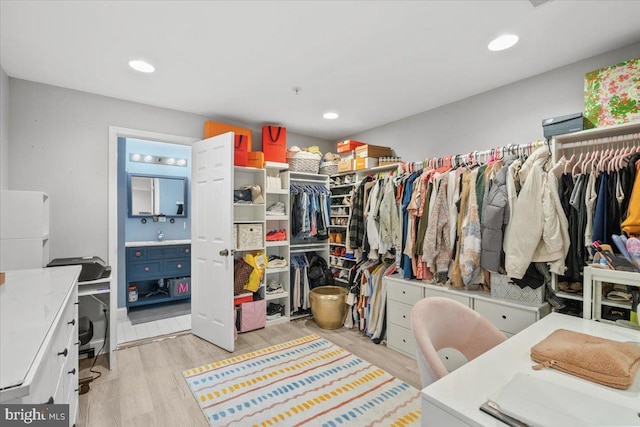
{"left": 555, "top": 132, "right": 640, "bottom": 150}
{"left": 418, "top": 139, "right": 548, "bottom": 169}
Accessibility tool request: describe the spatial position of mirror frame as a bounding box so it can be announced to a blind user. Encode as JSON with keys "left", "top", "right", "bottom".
{"left": 127, "top": 173, "right": 188, "bottom": 218}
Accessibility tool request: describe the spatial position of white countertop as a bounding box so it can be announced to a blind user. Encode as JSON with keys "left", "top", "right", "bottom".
{"left": 125, "top": 239, "right": 191, "bottom": 247}
{"left": 0, "top": 266, "right": 80, "bottom": 392}
{"left": 421, "top": 313, "right": 640, "bottom": 426}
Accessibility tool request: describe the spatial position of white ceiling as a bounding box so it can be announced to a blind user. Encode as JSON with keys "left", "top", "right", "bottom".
{"left": 2, "top": 1, "right": 640, "bottom": 141}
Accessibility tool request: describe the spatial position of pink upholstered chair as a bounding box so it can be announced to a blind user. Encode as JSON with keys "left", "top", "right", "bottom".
{"left": 411, "top": 297, "right": 507, "bottom": 387}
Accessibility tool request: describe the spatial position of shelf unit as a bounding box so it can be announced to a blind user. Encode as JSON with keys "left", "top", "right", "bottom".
{"left": 550, "top": 121, "right": 640, "bottom": 315}
{"left": 583, "top": 266, "right": 640, "bottom": 328}
{"left": 0, "top": 190, "right": 50, "bottom": 270}
{"left": 233, "top": 166, "right": 268, "bottom": 329}
{"left": 264, "top": 162, "right": 291, "bottom": 326}
{"left": 328, "top": 164, "right": 402, "bottom": 285}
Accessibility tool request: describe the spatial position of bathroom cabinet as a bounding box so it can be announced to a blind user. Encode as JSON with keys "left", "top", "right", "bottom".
{"left": 125, "top": 242, "right": 191, "bottom": 307}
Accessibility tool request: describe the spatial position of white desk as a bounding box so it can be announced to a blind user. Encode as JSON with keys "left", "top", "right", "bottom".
{"left": 78, "top": 274, "right": 114, "bottom": 369}
{"left": 421, "top": 313, "right": 640, "bottom": 426}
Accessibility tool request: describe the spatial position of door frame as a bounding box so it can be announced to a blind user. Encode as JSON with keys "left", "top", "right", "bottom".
{"left": 108, "top": 126, "right": 198, "bottom": 356}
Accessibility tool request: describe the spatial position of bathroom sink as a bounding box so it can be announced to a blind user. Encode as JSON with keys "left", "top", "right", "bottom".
{"left": 124, "top": 239, "right": 191, "bottom": 247}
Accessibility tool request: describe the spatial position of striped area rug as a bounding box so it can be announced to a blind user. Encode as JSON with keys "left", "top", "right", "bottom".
{"left": 183, "top": 334, "right": 421, "bottom": 426}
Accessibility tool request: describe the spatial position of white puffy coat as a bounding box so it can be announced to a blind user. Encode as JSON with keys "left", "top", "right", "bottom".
{"left": 504, "top": 147, "right": 570, "bottom": 279}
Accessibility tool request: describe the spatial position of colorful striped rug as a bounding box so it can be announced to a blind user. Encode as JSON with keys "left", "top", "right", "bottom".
{"left": 183, "top": 334, "right": 421, "bottom": 426}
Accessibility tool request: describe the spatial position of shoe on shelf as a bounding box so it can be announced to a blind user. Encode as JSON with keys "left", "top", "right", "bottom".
{"left": 266, "top": 201, "right": 285, "bottom": 215}
{"left": 266, "top": 229, "right": 287, "bottom": 241}
{"left": 344, "top": 251, "right": 355, "bottom": 259}
{"left": 344, "top": 175, "right": 352, "bottom": 184}
{"left": 266, "top": 303, "right": 285, "bottom": 320}
{"left": 266, "top": 279, "right": 284, "bottom": 294}
{"left": 336, "top": 233, "right": 343, "bottom": 244}
{"left": 267, "top": 255, "right": 288, "bottom": 268}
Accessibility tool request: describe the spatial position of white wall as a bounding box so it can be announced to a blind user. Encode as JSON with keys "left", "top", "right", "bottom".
{"left": 8, "top": 79, "right": 331, "bottom": 261}
{"left": 347, "top": 42, "right": 640, "bottom": 161}
{"left": 0, "top": 65, "right": 9, "bottom": 190}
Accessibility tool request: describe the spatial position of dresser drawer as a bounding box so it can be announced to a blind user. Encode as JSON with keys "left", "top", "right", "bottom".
{"left": 164, "top": 259, "right": 190, "bottom": 277}
{"left": 425, "top": 287, "right": 471, "bottom": 307}
{"left": 387, "top": 300, "right": 413, "bottom": 329}
{"left": 127, "top": 247, "right": 147, "bottom": 260}
{"left": 176, "top": 245, "right": 191, "bottom": 256}
{"left": 128, "top": 261, "right": 162, "bottom": 279}
{"left": 474, "top": 299, "right": 537, "bottom": 335}
{"left": 147, "top": 246, "right": 181, "bottom": 260}
{"left": 386, "top": 325, "right": 416, "bottom": 357}
{"left": 387, "top": 282, "right": 423, "bottom": 305}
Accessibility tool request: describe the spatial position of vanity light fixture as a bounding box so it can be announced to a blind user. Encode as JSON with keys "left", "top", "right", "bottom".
{"left": 323, "top": 112, "right": 339, "bottom": 120}
{"left": 488, "top": 34, "right": 519, "bottom": 51}
{"left": 128, "top": 59, "right": 155, "bottom": 73}
{"left": 129, "top": 153, "right": 188, "bottom": 167}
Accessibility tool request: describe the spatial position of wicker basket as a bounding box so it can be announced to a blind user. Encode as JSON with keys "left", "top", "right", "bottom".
{"left": 319, "top": 161, "right": 338, "bottom": 176}
{"left": 287, "top": 151, "right": 321, "bottom": 173}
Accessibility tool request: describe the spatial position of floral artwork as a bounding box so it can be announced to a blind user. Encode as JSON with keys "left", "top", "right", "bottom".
{"left": 584, "top": 58, "right": 640, "bottom": 129}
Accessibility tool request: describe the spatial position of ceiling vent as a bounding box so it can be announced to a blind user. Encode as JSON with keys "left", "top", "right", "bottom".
{"left": 528, "top": 0, "right": 552, "bottom": 7}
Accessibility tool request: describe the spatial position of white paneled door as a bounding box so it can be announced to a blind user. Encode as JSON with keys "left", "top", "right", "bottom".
{"left": 191, "top": 133, "right": 235, "bottom": 352}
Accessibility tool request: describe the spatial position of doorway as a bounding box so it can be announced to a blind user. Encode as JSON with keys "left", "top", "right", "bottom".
{"left": 108, "top": 127, "right": 197, "bottom": 350}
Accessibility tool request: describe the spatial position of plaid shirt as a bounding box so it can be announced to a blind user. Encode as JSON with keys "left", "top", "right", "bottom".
{"left": 349, "top": 176, "right": 373, "bottom": 249}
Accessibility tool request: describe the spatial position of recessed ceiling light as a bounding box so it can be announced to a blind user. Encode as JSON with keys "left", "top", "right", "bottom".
{"left": 488, "top": 34, "right": 519, "bottom": 52}
{"left": 323, "top": 112, "right": 339, "bottom": 120}
{"left": 128, "top": 59, "right": 155, "bottom": 73}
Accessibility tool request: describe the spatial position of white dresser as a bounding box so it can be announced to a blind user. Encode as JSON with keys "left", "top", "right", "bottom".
{"left": 0, "top": 266, "right": 81, "bottom": 426}
{"left": 385, "top": 276, "right": 551, "bottom": 358}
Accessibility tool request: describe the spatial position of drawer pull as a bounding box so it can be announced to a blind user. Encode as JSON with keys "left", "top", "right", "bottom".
{"left": 502, "top": 315, "right": 507, "bottom": 320}
{"left": 58, "top": 348, "right": 68, "bottom": 357}
{"left": 75, "top": 341, "right": 80, "bottom": 346}
{"left": 177, "top": 263, "right": 182, "bottom": 269}
{"left": 44, "top": 396, "right": 54, "bottom": 404}
{"left": 135, "top": 251, "right": 142, "bottom": 257}
{"left": 185, "top": 248, "right": 190, "bottom": 254}
{"left": 68, "top": 368, "right": 76, "bottom": 375}
{"left": 144, "top": 266, "right": 150, "bottom": 272}
{"left": 68, "top": 319, "right": 76, "bottom": 326}
{"left": 402, "top": 339, "right": 406, "bottom": 343}
{"left": 402, "top": 291, "right": 406, "bottom": 294}
{"left": 402, "top": 315, "right": 406, "bottom": 319}
{"left": 75, "top": 302, "right": 79, "bottom": 305}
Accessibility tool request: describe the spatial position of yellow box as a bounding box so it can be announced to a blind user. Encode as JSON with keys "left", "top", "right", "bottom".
{"left": 355, "top": 157, "right": 379, "bottom": 170}
{"left": 337, "top": 160, "right": 354, "bottom": 173}
{"left": 355, "top": 144, "right": 392, "bottom": 159}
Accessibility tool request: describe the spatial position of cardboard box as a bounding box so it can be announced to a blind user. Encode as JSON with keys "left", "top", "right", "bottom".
{"left": 204, "top": 120, "right": 252, "bottom": 150}
{"left": 337, "top": 140, "right": 366, "bottom": 153}
{"left": 355, "top": 144, "right": 392, "bottom": 159}
{"left": 355, "top": 157, "right": 379, "bottom": 170}
{"left": 584, "top": 58, "right": 640, "bottom": 129}
{"left": 247, "top": 151, "right": 265, "bottom": 169}
{"left": 542, "top": 113, "right": 584, "bottom": 138}
{"left": 339, "top": 150, "right": 355, "bottom": 161}
{"left": 338, "top": 159, "right": 354, "bottom": 173}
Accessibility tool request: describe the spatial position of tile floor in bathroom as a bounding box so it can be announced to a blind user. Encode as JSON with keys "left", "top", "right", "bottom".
{"left": 117, "top": 314, "right": 191, "bottom": 344}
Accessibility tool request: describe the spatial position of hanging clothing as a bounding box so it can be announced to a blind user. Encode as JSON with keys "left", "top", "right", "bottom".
{"left": 504, "top": 147, "right": 570, "bottom": 279}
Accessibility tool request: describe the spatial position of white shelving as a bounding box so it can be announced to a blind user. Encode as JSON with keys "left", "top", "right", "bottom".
{"left": 583, "top": 266, "right": 640, "bottom": 327}
{"left": 0, "top": 190, "right": 50, "bottom": 270}
{"left": 263, "top": 162, "right": 292, "bottom": 325}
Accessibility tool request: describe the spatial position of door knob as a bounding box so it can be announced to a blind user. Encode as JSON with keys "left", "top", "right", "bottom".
{"left": 219, "top": 249, "right": 229, "bottom": 256}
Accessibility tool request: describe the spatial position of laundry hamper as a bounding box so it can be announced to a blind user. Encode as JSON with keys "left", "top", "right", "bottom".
{"left": 319, "top": 161, "right": 338, "bottom": 176}
{"left": 287, "top": 151, "right": 321, "bottom": 173}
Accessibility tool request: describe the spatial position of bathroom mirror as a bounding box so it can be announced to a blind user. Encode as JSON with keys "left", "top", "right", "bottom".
{"left": 128, "top": 173, "right": 188, "bottom": 217}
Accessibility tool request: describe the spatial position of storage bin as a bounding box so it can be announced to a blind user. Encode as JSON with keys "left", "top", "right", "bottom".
{"left": 490, "top": 273, "right": 544, "bottom": 304}
{"left": 355, "top": 144, "right": 392, "bottom": 159}
{"left": 319, "top": 161, "right": 338, "bottom": 175}
{"left": 287, "top": 151, "right": 321, "bottom": 173}
{"left": 168, "top": 277, "right": 191, "bottom": 297}
{"left": 247, "top": 151, "right": 265, "bottom": 169}
{"left": 542, "top": 113, "right": 584, "bottom": 138}
{"left": 237, "top": 299, "right": 266, "bottom": 332}
{"left": 237, "top": 223, "right": 263, "bottom": 250}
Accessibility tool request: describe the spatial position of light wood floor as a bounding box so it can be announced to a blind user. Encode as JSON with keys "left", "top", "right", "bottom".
{"left": 78, "top": 319, "right": 420, "bottom": 427}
